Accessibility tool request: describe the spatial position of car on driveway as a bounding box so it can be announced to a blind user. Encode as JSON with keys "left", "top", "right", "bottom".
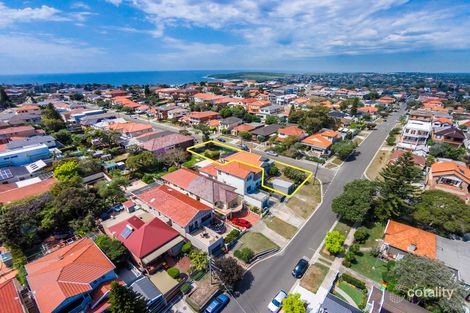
{"left": 268, "top": 290, "right": 287, "bottom": 312}
{"left": 205, "top": 293, "right": 230, "bottom": 313}
{"left": 292, "top": 257, "right": 309, "bottom": 278}
{"left": 266, "top": 150, "right": 278, "bottom": 157}
{"left": 230, "top": 217, "right": 252, "bottom": 228}
{"left": 217, "top": 138, "right": 226, "bottom": 143}
{"left": 239, "top": 144, "right": 250, "bottom": 151}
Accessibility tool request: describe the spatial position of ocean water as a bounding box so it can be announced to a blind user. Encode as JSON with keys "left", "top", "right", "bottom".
{"left": 0, "top": 70, "right": 235, "bottom": 86}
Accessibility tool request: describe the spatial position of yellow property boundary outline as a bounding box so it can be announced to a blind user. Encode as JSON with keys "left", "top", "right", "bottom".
{"left": 187, "top": 140, "right": 313, "bottom": 198}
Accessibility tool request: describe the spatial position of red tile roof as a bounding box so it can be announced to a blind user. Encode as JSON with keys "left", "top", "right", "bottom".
{"left": 141, "top": 133, "right": 193, "bottom": 153}
{"left": 431, "top": 161, "right": 470, "bottom": 184}
{"left": 26, "top": 238, "right": 115, "bottom": 313}
{"left": 358, "top": 106, "right": 378, "bottom": 113}
{"left": 232, "top": 124, "right": 256, "bottom": 132}
{"left": 188, "top": 111, "right": 219, "bottom": 119}
{"left": 384, "top": 220, "right": 436, "bottom": 259}
{"left": 108, "top": 217, "right": 179, "bottom": 258}
{"left": 390, "top": 150, "right": 426, "bottom": 167}
{"left": 137, "top": 184, "right": 211, "bottom": 227}
{"left": 224, "top": 151, "right": 264, "bottom": 167}
{"left": 301, "top": 133, "right": 333, "bottom": 148}
{"left": 278, "top": 126, "right": 306, "bottom": 137}
{"left": 0, "top": 178, "right": 58, "bottom": 205}
{"left": 215, "top": 161, "right": 261, "bottom": 179}
{"left": 193, "top": 93, "right": 222, "bottom": 101}
{"left": 0, "top": 279, "right": 24, "bottom": 313}
{"left": 0, "top": 125, "right": 35, "bottom": 136}
{"left": 107, "top": 122, "right": 152, "bottom": 134}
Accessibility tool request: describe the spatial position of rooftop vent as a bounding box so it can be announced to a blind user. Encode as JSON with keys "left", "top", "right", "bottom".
{"left": 407, "top": 244, "right": 417, "bottom": 252}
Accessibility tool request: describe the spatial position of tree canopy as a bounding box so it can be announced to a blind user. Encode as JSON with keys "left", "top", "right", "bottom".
{"left": 325, "top": 230, "right": 345, "bottom": 255}
{"left": 332, "top": 179, "right": 378, "bottom": 224}
{"left": 413, "top": 190, "right": 470, "bottom": 235}
{"left": 95, "top": 235, "right": 129, "bottom": 266}
{"left": 53, "top": 161, "right": 80, "bottom": 181}
{"left": 109, "top": 281, "right": 149, "bottom": 313}
{"left": 331, "top": 140, "right": 357, "bottom": 160}
{"left": 213, "top": 256, "right": 244, "bottom": 289}
{"left": 282, "top": 293, "right": 306, "bottom": 313}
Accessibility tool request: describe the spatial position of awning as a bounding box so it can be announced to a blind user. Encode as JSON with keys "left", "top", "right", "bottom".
{"left": 142, "top": 236, "right": 185, "bottom": 265}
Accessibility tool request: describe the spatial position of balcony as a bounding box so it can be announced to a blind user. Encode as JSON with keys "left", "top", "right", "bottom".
{"left": 188, "top": 226, "right": 224, "bottom": 254}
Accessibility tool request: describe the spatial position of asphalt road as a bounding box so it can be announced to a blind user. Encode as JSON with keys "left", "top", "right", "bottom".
{"left": 224, "top": 106, "right": 405, "bottom": 313}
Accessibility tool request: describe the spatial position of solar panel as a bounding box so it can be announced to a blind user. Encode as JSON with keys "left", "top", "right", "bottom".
{"left": 0, "top": 169, "right": 13, "bottom": 180}
{"left": 121, "top": 225, "right": 134, "bottom": 239}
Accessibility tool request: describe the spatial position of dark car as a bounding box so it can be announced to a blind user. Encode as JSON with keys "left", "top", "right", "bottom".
{"left": 217, "top": 138, "right": 226, "bottom": 143}
{"left": 292, "top": 257, "right": 309, "bottom": 278}
{"left": 239, "top": 144, "right": 249, "bottom": 151}
{"left": 205, "top": 294, "right": 230, "bottom": 313}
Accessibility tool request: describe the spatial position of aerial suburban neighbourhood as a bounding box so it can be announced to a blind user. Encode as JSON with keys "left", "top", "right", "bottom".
{"left": 1, "top": 1, "right": 470, "bottom": 313}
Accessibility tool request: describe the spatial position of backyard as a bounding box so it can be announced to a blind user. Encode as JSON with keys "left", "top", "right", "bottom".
{"left": 300, "top": 262, "right": 330, "bottom": 293}
{"left": 335, "top": 281, "right": 365, "bottom": 307}
{"left": 238, "top": 232, "right": 279, "bottom": 254}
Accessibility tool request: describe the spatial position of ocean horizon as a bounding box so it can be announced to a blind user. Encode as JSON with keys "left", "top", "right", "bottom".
{"left": 0, "top": 70, "right": 238, "bottom": 86}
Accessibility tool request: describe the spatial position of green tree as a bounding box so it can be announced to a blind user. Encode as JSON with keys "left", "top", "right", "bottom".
{"left": 213, "top": 256, "right": 244, "bottom": 289}
{"left": 126, "top": 151, "right": 161, "bottom": 175}
{"left": 325, "top": 230, "right": 345, "bottom": 255}
{"left": 332, "top": 179, "right": 377, "bottom": 223}
{"left": 43, "top": 117, "right": 66, "bottom": 132}
{"left": 53, "top": 129, "right": 72, "bottom": 145}
{"left": 269, "top": 165, "right": 279, "bottom": 176}
{"left": 160, "top": 149, "right": 188, "bottom": 168}
{"left": 41, "top": 103, "right": 62, "bottom": 120}
{"left": 265, "top": 115, "right": 280, "bottom": 125}
{"left": 53, "top": 161, "right": 80, "bottom": 181}
{"left": 375, "top": 152, "right": 422, "bottom": 220}
{"left": 283, "top": 167, "right": 307, "bottom": 184}
{"left": 189, "top": 250, "right": 208, "bottom": 271}
{"left": 97, "top": 177, "right": 129, "bottom": 206}
{"left": 429, "top": 142, "right": 465, "bottom": 160}
{"left": 239, "top": 131, "right": 252, "bottom": 140}
{"left": 350, "top": 97, "right": 359, "bottom": 116}
{"left": 282, "top": 293, "right": 306, "bottom": 313}
{"left": 95, "top": 235, "right": 129, "bottom": 266}
{"left": 0, "top": 86, "right": 11, "bottom": 108}
{"left": 109, "top": 281, "right": 149, "bottom": 313}
{"left": 331, "top": 140, "right": 357, "bottom": 160}
{"left": 413, "top": 190, "right": 470, "bottom": 235}
{"left": 389, "top": 255, "right": 467, "bottom": 313}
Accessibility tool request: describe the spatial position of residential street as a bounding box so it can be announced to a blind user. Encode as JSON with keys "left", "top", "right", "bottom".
{"left": 224, "top": 105, "right": 405, "bottom": 313}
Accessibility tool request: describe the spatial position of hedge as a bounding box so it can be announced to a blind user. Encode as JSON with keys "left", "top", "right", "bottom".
{"left": 224, "top": 229, "right": 240, "bottom": 244}
{"left": 190, "top": 270, "right": 205, "bottom": 281}
{"left": 182, "top": 242, "right": 192, "bottom": 254}
{"left": 180, "top": 282, "right": 192, "bottom": 294}
{"left": 167, "top": 267, "right": 180, "bottom": 279}
{"left": 234, "top": 247, "right": 254, "bottom": 263}
{"left": 341, "top": 273, "right": 366, "bottom": 290}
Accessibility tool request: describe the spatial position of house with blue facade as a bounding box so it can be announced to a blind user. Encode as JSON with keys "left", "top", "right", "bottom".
{"left": 25, "top": 238, "right": 116, "bottom": 313}
{"left": 0, "top": 144, "right": 51, "bottom": 167}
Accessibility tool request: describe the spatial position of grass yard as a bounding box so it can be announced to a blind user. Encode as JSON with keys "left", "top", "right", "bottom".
{"left": 300, "top": 262, "right": 330, "bottom": 293}
{"left": 350, "top": 252, "right": 388, "bottom": 283}
{"left": 362, "top": 222, "right": 385, "bottom": 249}
{"left": 286, "top": 178, "right": 322, "bottom": 218}
{"left": 337, "top": 281, "right": 364, "bottom": 307}
{"left": 264, "top": 216, "right": 298, "bottom": 239}
{"left": 331, "top": 292, "right": 347, "bottom": 302}
{"left": 365, "top": 149, "right": 392, "bottom": 180}
{"left": 353, "top": 137, "right": 364, "bottom": 146}
{"left": 239, "top": 232, "right": 279, "bottom": 254}
{"left": 182, "top": 155, "right": 201, "bottom": 168}
{"left": 331, "top": 157, "right": 344, "bottom": 166}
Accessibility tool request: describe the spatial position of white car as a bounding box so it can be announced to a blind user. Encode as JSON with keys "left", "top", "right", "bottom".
{"left": 267, "top": 290, "right": 287, "bottom": 312}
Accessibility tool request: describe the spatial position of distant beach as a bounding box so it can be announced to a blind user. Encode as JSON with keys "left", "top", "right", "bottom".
{"left": 0, "top": 70, "right": 236, "bottom": 86}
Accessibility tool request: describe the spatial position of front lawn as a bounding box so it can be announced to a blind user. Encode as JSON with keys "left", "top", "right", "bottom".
{"left": 337, "top": 281, "right": 364, "bottom": 307}
{"left": 349, "top": 252, "right": 387, "bottom": 283}
{"left": 264, "top": 216, "right": 298, "bottom": 239}
{"left": 362, "top": 222, "right": 385, "bottom": 249}
{"left": 238, "top": 232, "right": 279, "bottom": 254}
{"left": 365, "top": 149, "right": 392, "bottom": 180}
{"left": 286, "top": 178, "right": 321, "bottom": 219}
{"left": 300, "top": 262, "right": 330, "bottom": 293}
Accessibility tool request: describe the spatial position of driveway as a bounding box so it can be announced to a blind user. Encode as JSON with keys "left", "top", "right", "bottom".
{"left": 223, "top": 106, "right": 405, "bottom": 313}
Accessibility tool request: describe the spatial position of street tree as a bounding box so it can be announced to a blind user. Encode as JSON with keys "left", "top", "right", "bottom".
{"left": 389, "top": 254, "right": 467, "bottom": 313}
{"left": 325, "top": 230, "right": 345, "bottom": 255}
{"left": 282, "top": 293, "right": 306, "bottom": 313}
{"left": 53, "top": 161, "right": 80, "bottom": 181}
{"left": 213, "top": 256, "right": 244, "bottom": 289}
{"left": 413, "top": 190, "right": 470, "bottom": 235}
{"left": 109, "top": 281, "right": 149, "bottom": 313}
{"left": 331, "top": 140, "right": 357, "bottom": 160}
{"left": 375, "top": 152, "right": 422, "bottom": 220}
{"left": 332, "top": 179, "right": 378, "bottom": 224}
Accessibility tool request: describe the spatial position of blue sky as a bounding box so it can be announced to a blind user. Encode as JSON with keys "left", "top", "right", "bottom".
{"left": 1, "top": 0, "right": 469, "bottom": 74}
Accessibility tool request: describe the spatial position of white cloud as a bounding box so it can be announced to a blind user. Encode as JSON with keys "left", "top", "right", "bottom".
{"left": 105, "top": 0, "right": 123, "bottom": 6}
{"left": 126, "top": 0, "right": 470, "bottom": 59}
{"left": 0, "top": 2, "right": 66, "bottom": 28}
{"left": 71, "top": 2, "right": 91, "bottom": 10}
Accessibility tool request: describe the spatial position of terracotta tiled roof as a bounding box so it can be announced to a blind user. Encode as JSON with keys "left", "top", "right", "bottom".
{"left": 193, "top": 93, "right": 222, "bottom": 101}
{"left": 232, "top": 124, "right": 256, "bottom": 132}
{"left": 107, "top": 122, "right": 152, "bottom": 134}
{"left": 224, "top": 151, "right": 264, "bottom": 167}
{"left": 137, "top": 184, "right": 211, "bottom": 227}
{"left": 390, "top": 150, "right": 426, "bottom": 167}
{"left": 208, "top": 119, "right": 220, "bottom": 127}
{"left": 199, "top": 163, "right": 218, "bottom": 177}
{"left": 384, "top": 220, "right": 436, "bottom": 259}
{"left": 0, "top": 125, "right": 35, "bottom": 136}
{"left": 141, "top": 133, "right": 193, "bottom": 153}
{"left": 163, "top": 168, "right": 238, "bottom": 205}
{"left": 0, "top": 279, "right": 24, "bottom": 313}
{"left": 0, "top": 178, "right": 58, "bottom": 205}
{"left": 16, "top": 105, "right": 40, "bottom": 111}
{"left": 109, "top": 217, "right": 179, "bottom": 258}
{"left": 301, "top": 134, "right": 333, "bottom": 148}
{"left": 433, "top": 117, "right": 452, "bottom": 124}
{"left": 215, "top": 161, "right": 261, "bottom": 179}
{"left": 358, "top": 106, "right": 378, "bottom": 113}
{"left": 431, "top": 161, "right": 470, "bottom": 184}
{"left": 278, "top": 126, "right": 306, "bottom": 137}
{"left": 319, "top": 129, "right": 340, "bottom": 138}
{"left": 26, "top": 238, "right": 115, "bottom": 313}
{"left": 188, "top": 111, "right": 219, "bottom": 119}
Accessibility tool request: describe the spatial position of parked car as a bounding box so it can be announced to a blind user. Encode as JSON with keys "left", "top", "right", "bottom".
{"left": 231, "top": 217, "right": 252, "bottom": 228}
{"left": 217, "top": 138, "right": 226, "bottom": 143}
{"left": 266, "top": 150, "right": 278, "bottom": 157}
{"left": 292, "top": 257, "right": 309, "bottom": 278}
{"left": 205, "top": 293, "right": 230, "bottom": 313}
{"left": 267, "top": 290, "right": 287, "bottom": 312}
{"left": 239, "top": 144, "right": 249, "bottom": 151}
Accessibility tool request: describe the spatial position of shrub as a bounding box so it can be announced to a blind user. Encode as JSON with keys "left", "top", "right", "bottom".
{"left": 349, "top": 244, "right": 360, "bottom": 255}
{"left": 190, "top": 270, "right": 205, "bottom": 281}
{"left": 167, "top": 267, "right": 180, "bottom": 279}
{"left": 354, "top": 227, "right": 369, "bottom": 243}
{"left": 180, "top": 282, "right": 192, "bottom": 294}
{"left": 168, "top": 166, "right": 177, "bottom": 173}
{"left": 234, "top": 247, "right": 254, "bottom": 263}
{"left": 182, "top": 242, "right": 192, "bottom": 254}
{"left": 325, "top": 230, "right": 345, "bottom": 255}
{"left": 224, "top": 229, "right": 240, "bottom": 243}
{"left": 269, "top": 165, "right": 279, "bottom": 176}
{"left": 386, "top": 135, "right": 396, "bottom": 146}
{"left": 141, "top": 173, "right": 155, "bottom": 184}
{"left": 305, "top": 156, "right": 326, "bottom": 164}
{"left": 204, "top": 150, "right": 221, "bottom": 159}
{"left": 341, "top": 273, "right": 366, "bottom": 289}
{"left": 283, "top": 167, "right": 307, "bottom": 184}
